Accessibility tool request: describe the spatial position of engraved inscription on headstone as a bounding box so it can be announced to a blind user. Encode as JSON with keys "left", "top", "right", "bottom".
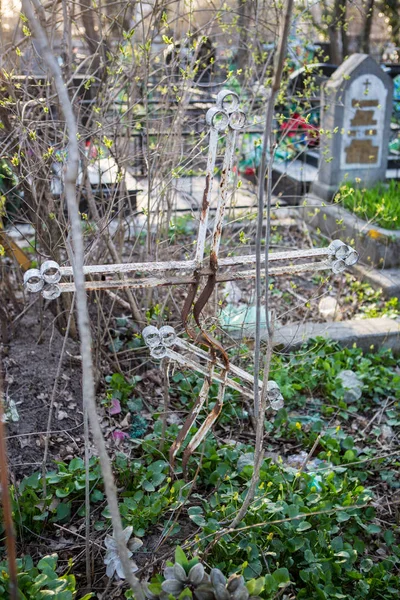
{"left": 340, "top": 74, "right": 387, "bottom": 169}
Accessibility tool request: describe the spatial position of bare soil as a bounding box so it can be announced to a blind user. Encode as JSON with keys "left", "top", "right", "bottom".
{"left": 3, "top": 308, "right": 83, "bottom": 480}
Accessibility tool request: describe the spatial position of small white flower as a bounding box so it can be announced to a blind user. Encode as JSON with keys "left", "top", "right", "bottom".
{"left": 103, "top": 525, "right": 143, "bottom": 579}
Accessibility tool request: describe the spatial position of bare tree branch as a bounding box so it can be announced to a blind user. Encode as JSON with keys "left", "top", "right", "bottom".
{"left": 230, "top": 0, "right": 294, "bottom": 529}
{"left": 21, "top": 1, "right": 145, "bottom": 595}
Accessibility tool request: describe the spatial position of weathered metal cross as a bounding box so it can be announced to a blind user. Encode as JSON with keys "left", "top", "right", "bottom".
{"left": 23, "top": 90, "right": 359, "bottom": 471}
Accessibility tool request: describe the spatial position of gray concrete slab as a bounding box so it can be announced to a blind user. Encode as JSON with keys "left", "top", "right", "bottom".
{"left": 136, "top": 176, "right": 258, "bottom": 214}
{"left": 272, "top": 317, "right": 400, "bottom": 353}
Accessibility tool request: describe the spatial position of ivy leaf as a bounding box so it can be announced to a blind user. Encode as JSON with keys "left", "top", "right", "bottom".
{"left": 175, "top": 546, "right": 188, "bottom": 569}
{"left": 187, "top": 507, "right": 206, "bottom": 527}
{"left": 246, "top": 577, "right": 264, "bottom": 596}
{"left": 37, "top": 555, "right": 58, "bottom": 572}
{"left": 384, "top": 530, "right": 395, "bottom": 546}
{"left": 90, "top": 489, "right": 104, "bottom": 503}
{"left": 296, "top": 521, "right": 312, "bottom": 532}
{"left": 366, "top": 523, "right": 381, "bottom": 534}
{"left": 272, "top": 568, "right": 291, "bottom": 588}
{"left": 52, "top": 502, "right": 71, "bottom": 523}
{"left": 360, "top": 558, "right": 373, "bottom": 572}
{"left": 264, "top": 574, "right": 277, "bottom": 593}
{"left": 336, "top": 511, "right": 350, "bottom": 522}
{"left": 68, "top": 457, "right": 84, "bottom": 472}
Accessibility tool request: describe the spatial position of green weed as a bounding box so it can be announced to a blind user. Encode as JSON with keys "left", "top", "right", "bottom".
{"left": 337, "top": 180, "right": 400, "bottom": 230}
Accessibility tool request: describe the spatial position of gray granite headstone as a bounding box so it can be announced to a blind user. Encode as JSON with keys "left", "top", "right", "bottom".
{"left": 312, "top": 54, "right": 393, "bottom": 201}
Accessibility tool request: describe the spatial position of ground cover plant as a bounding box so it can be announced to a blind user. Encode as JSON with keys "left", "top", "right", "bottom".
{"left": 2, "top": 195, "right": 400, "bottom": 598}
{"left": 3, "top": 337, "right": 399, "bottom": 599}
{"left": 337, "top": 181, "right": 400, "bottom": 230}
{"left": 342, "top": 277, "right": 400, "bottom": 320}
{"left": 0, "top": 554, "right": 93, "bottom": 600}
{"left": 2, "top": 196, "right": 400, "bottom": 597}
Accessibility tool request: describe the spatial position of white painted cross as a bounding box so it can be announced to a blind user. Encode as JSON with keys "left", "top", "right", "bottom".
{"left": 23, "top": 91, "right": 359, "bottom": 471}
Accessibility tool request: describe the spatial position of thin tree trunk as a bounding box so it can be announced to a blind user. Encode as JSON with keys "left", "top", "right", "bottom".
{"left": 361, "top": 0, "right": 375, "bottom": 54}
{"left": 328, "top": 0, "right": 347, "bottom": 64}
{"left": 236, "top": 0, "right": 249, "bottom": 71}
{"left": 79, "top": 0, "right": 105, "bottom": 72}
{"left": 340, "top": 0, "right": 348, "bottom": 58}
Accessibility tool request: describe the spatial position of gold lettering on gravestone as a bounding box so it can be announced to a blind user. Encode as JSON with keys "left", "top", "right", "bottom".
{"left": 345, "top": 139, "right": 378, "bottom": 164}
{"left": 344, "top": 76, "right": 381, "bottom": 166}
{"left": 351, "top": 99, "right": 379, "bottom": 108}
{"left": 350, "top": 109, "right": 377, "bottom": 127}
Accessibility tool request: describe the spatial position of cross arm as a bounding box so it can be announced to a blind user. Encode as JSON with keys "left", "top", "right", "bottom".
{"left": 23, "top": 240, "right": 359, "bottom": 298}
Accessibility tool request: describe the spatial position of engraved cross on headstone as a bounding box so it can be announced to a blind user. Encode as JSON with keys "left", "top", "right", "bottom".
{"left": 363, "top": 78, "right": 372, "bottom": 93}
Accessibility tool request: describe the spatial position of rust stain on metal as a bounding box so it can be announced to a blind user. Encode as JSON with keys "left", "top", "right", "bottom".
{"left": 219, "top": 168, "right": 226, "bottom": 188}
{"left": 181, "top": 277, "right": 199, "bottom": 329}
{"left": 193, "top": 276, "right": 215, "bottom": 325}
{"left": 182, "top": 372, "right": 227, "bottom": 477}
{"left": 209, "top": 250, "right": 218, "bottom": 274}
{"left": 201, "top": 173, "right": 211, "bottom": 218}
{"left": 169, "top": 373, "right": 212, "bottom": 472}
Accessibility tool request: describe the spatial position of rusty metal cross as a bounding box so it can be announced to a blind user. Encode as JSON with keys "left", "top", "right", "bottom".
{"left": 23, "top": 90, "right": 360, "bottom": 472}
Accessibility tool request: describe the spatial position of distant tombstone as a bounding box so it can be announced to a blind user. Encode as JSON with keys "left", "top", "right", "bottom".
{"left": 312, "top": 54, "right": 393, "bottom": 201}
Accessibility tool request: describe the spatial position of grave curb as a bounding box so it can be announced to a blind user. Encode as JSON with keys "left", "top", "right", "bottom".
{"left": 301, "top": 193, "right": 400, "bottom": 268}
{"left": 353, "top": 264, "right": 400, "bottom": 298}
{"left": 271, "top": 317, "right": 400, "bottom": 354}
